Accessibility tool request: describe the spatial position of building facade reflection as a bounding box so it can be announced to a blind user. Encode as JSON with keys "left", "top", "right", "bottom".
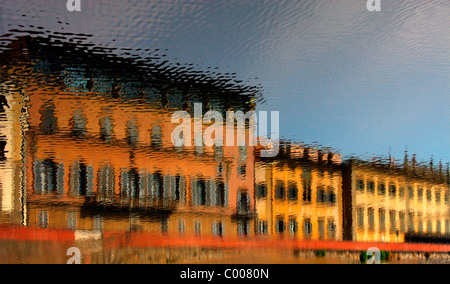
{"left": 0, "top": 36, "right": 449, "bottom": 252}
{"left": 343, "top": 159, "right": 450, "bottom": 243}
{"left": 0, "top": 81, "right": 27, "bottom": 225}
{"left": 255, "top": 146, "right": 343, "bottom": 241}
{"left": 8, "top": 36, "right": 258, "bottom": 240}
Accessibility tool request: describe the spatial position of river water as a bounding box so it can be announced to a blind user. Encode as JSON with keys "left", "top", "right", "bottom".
{"left": 0, "top": 1, "right": 449, "bottom": 264}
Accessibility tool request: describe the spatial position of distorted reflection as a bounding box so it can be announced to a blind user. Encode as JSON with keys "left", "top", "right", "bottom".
{"left": 0, "top": 35, "right": 448, "bottom": 264}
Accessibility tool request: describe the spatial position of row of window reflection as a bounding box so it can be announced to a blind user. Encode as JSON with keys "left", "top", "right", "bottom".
{"left": 39, "top": 105, "right": 250, "bottom": 159}
{"left": 356, "top": 208, "right": 450, "bottom": 235}
{"left": 36, "top": 210, "right": 254, "bottom": 237}
{"left": 356, "top": 180, "right": 449, "bottom": 204}
{"left": 264, "top": 218, "right": 337, "bottom": 240}
{"left": 34, "top": 159, "right": 252, "bottom": 210}
{"left": 38, "top": 208, "right": 341, "bottom": 239}
{"left": 37, "top": 211, "right": 103, "bottom": 231}
{"left": 256, "top": 183, "right": 337, "bottom": 205}
{"left": 40, "top": 106, "right": 165, "bottom": 147}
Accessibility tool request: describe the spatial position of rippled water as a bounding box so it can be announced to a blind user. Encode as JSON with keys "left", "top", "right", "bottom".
{"left": 0, "top": 1, "right": 449, "bottom": 264}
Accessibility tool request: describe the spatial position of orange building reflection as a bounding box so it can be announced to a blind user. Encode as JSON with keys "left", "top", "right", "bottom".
{"left": 2, "top": 36, "right": 258, "bottom": 241}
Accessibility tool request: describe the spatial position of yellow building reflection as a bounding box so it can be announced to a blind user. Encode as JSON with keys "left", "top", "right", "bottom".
{"left": 0, "top": 82, "right": 27, "bottom": 225}
{"left": 255, "top": 146, "right": 343, "bottom": 241}
{"left": 343, "top": 159, "right": 450, "bottom": 243}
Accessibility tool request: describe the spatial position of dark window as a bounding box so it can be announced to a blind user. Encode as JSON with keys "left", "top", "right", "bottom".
{"left": 378, "top": 183, "right": 386, "bottom": 196}
{"left": 390, "top": 211, "right": 397, "bottom": 233}
{"left": 151, "top": 125, "right": 163, "bottom": 147}
{"left": 239, "top": 146, "right": 247, "bottom": 161}
{"left": 399, "top": 212, "right": 406, "bottom": 233}
{"left": 408, "top": 213, "right": 415, "bottom": 232}
{"left": 94, "top": 215, "right": 103, "bottom": 231}
{"left": 389, "top": 185, "right": 397, "bottom": 197}
{"left": 288, "top": 183, "right": 298, "bottom": 200}
{"left": 327, "top": 219, "right": 336, "bottom": 240}
{"left": 128, "top": 169, "right": 141, "bottom": 198}
{"left": 196, "top": 179, "right": 207, "bottom": 206}
{"left": 327, "top": 189, "right": 337, "bottom": 205}
{"left": 215, "top": 146, "right": 224, "bottom": 158}
{"left": 238, "top": 166, "right": 247, "bottom": 176}
{"left": 237, "top": 192, "right": 250, "bottom": 214}
{"left": 409, "top": 187, "right": 414, "bottom": 200}
{"left": 39, "top": 159, "right": 58, "bottom": 192}
{"left": 418, "top": 188, "right": 424, "bottom": 200}
{"left": 357, "top": 208, "right": 365, "bottom": 229}
{"left": 98, "top": 165, "right": 115, "bottom": 200}
{"left": 174, "top": 176, "right": 181, "bottom": 201}
{"left": 399, "top": 187, "right": 405, "bottom": 198}
{"left": 40, "top": 103, "right": 58, "bottom": 134}
{"left": 0, "top": 138, "right": 5, "bottom": 160}
{"left": 318, "top": 219, "right": 325, "bottom": 240}
{"left": 379, "top": 209, "right": 386, "bottom": 232}
{"left": 317, "top": 187, "right": 326, "bottom": 203}
{"left": 127, "top": 121, "right": 139, "bottom": 147}
{"left": 71, "top": 162, "right": 88, "bottom": 196}
{"left": 38, "top": 211, "right": 49, "bottom": 229}
{"left": 427, "top": 221, "right": 432, "bottom": 234}
{"left": 357, "top": 180, "right": 365, "bottom": 192}
{"left": 303, "top": 219, "right": 313, "bottom": 238}
{"left": 258, "top": 221, "right": 269, "bottom": 235}
{"left": 99, "top": 117, "right": 114, "bottom": 142}
{"left": 67, "top": 211, "right": 77, "bottom": 231}
{"left": 275, "top": 181, "right": 286, "bottom": 200}
{"left": 303, "top": 181, "right": 312, "bottom": 203}
{"left": 178, "top": 220, "right": 186, "bottom": 235}
{"left": 237, "top": 220, "right": 250, "bottom": 236}
{"left": 256, "top": 184, "right": 268, "bottom": 199}
{"left": 71, "top": 111, "right": 87, "bottom": 138}
{"left": 194, "top": 222, "right": 202, "bottom": 236}
{"left": 436, "top": 191, "right": 441, "bottom": 203}
{"left": 216, "top": 181, "right": 226, "bottom": 207}
{"left": 161, "top": 219, "right": 169, "bottom": 234}
{"left": 367, "top": 181, "right": 375, "bottom": 194}
{"left": 121, "top": 169, "right": 140, "bottom": 198}
{"left": 277, "top": 219, "right": 286, "bottom": 234}
{"left": 368, "top": 208, "right": 375, "bottom": 231}
{"left": 289, "top": 218, "right": 298, "bottom": 235}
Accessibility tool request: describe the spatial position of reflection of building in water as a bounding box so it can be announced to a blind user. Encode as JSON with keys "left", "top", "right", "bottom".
{"left": 25, "top": 90, "right": 256, "bottom": 237}
{"left": 255, "top": 145, "right": 343, "bottom": 241}
{"left": 343, "top": 159, "right": 450, "bottom": 243}
{"left": 4, "top": 36, "right": 258, "bottom": 238}
{"left": 0, "top": 84, "right": 27, "bottom": 224}
{"left": 1, "top": 36, "right": 449, "bottom": 246}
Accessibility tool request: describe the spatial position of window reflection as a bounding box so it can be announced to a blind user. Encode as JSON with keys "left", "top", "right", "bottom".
{"left": 39, "top": 103, "right": 58, "bottom": 134}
